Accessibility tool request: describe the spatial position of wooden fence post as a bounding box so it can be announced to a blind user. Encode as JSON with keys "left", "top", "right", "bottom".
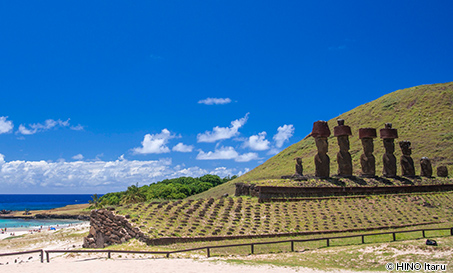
{"left": 326, "top": 238, "right": 330, "bottom": 247}
{"left": 166, "top": 252, "right": 170, "bottom": 258}
{"left": 451, "top": 228, "right": 453, "bottom": 236}
{"left": 206, "top": 247, "right": 210, "bottom": 258}
{"left": 46, "top": 251, "right": 50, "bottom": 263}
{"left": 392, "top": 233, "right": 396, "bottom": 241}
{"left": 361, "top": 235, "right": 365, "bottom": 244}
{"left": 422, "top": 230, "right": 425, "bottom": 238}
{"left": 108, "top": 251, "right": 111, "bottom": 259}
{"left": 40, "top": 249, "right": 44, "bottom": 263}
{"left": 251, "top": 244, "right": 254, "bottom": 254}
{"left": 290, "top": 241, "right": 294, "bottom": 252}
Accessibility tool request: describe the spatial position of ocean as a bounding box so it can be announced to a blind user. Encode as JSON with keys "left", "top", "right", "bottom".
{"left": 0, "top": 194, "right": 94, "bottom": 229}
{"left": 0, "top": 194, "right": 95, "bottom": 211}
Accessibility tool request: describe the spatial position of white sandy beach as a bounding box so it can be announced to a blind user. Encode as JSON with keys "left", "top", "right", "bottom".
{"left": 0, "top": 256, "right": 379, "bottom": 273}
{"left": 0, "top": 223, "right": 379, "bottom": 273}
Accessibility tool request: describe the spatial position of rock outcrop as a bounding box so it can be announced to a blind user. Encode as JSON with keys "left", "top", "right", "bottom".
{"left": 83, "top": 209, "right": 146, "bottom": 248}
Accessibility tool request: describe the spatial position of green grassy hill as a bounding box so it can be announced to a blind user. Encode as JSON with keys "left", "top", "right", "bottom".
{"left": 193, "top": 82, "right": 453, "bottom": 198}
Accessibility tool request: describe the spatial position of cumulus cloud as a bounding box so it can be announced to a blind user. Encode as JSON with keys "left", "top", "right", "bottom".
{"left": 72, "top": 154, "right": 84, "bottom": 160}
{"left": 0, "top": 117, "right": 13, "bottom": 134}
{"left": 17, "top": 119, "right": 81, "bottom": 135}
{"left": 235, "top": 152, "right": 260, "bottom": 162}
{"left": 198, "top": 98, "right": 232, "bottom": 105}
{"left": 0, "top": 153, "right": 246, "bottom": 193}
{"left": 197, "top": 113, "right": 249, "bottom": 143}
{"left": 243, "top": 132, "right": 270, "bottom": 151}
{"left": 172, "top": 143, "right": 194, "bottom": 153}
{"left": 273, "top": 124, "right": 295, "bottom": 148}
{"left": 196, "top": 146, "right": 260, "bottom": 162}
{"left": 196, "top": 146, "right": 238, "bottom": 160}
{"left": 133, "top": 129, "right": 175, "bottom": 154}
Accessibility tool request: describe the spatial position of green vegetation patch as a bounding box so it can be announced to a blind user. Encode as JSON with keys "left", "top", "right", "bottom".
{"left": 99, "top": 174, "right": 236, "bottom": 207}
{"left": 114, "top": 192, "right": 453, "bottom": 240}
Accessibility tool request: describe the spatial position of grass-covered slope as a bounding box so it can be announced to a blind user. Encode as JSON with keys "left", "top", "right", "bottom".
{"left": 116, "top": 193, "right": 453, "bottom": 239}
{"left": 193, "top": 82, "right": 453, "bottom": 199}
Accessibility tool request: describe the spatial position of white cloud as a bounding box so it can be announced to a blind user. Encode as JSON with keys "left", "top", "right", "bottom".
{"left": 133, "top": 129, "right": 175, "bottom": 154}
{"left": 0, "top": 117, "right": 14, "bottom": 134}
{"left": 0, "top": 153, "right": 247, "bottom": 193}
{"left": 196, "top": 146, "right": 259, "bottom": 162}
{"left": 273, "top": 124, "right": 295, "bottom": 148}
{"left": 17, "top": 119, "right": 78, "bottom": 135}
{"left": 197, "top": 113, "right": 249, "bottom": 143}
{"left": 196, "top": 146, "right": 238, "bottom": 160}
{"left": 243, "top": 132, "right": 270, "bottom": 151}
{"left": 235, "top": 152, "right": 260, "bottom": 162}
{"left": 198, "top": 98, "right": 232, "bottom": 105}
{"left": 70, "top": 124, "right": 84, "bottom": 131}
{"left": 72, "top": 154, "right": 84, "bottom": 160}
{"left": 172, "top": 143, "right": 194, "bottom": 153}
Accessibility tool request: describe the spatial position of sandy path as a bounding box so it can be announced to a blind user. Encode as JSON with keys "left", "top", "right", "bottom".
{"left": 0, "top": 223, "right": 377, "bottom": 273}
{"left": 0, "top": 256, "right": 376, "bottom": 273}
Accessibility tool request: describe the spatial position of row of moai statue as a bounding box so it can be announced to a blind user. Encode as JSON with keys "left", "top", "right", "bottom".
{"left": 293, "top": 120, "right": 449, "bottom": 179}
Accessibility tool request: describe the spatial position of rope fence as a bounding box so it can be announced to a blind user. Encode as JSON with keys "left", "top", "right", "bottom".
{"left": 2, "top": 227, "right": 451, "bottom": 263}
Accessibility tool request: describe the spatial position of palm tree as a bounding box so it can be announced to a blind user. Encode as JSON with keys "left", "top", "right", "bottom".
{"left": 120, "top": 183, "right": 146, "bottom": 204}
{"left": 89, "top": 194, "right": 102, "bottom": 209}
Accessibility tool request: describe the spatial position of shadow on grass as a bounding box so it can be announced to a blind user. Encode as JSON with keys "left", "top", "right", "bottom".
{"left": 348, "top": 176, "right": 368, "bottom": 186}
{"left": 374, "top": 177, "right": 394, "bottom": 185}
{"left": 394, "top": 176, "right": 414, "bottom": 185}
{"left": 325, "top": 178, "right": 346, "bottom": 187}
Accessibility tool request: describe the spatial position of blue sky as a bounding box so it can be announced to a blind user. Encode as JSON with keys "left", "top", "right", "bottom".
{"left": 0, "top": 1, "right": 452, "bottom": 193}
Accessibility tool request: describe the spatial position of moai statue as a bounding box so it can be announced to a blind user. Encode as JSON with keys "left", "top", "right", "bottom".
{"left": 437, "top": 166, "right": 449, "bottom": 177}
{"left": 420, "top": 157, "right": 433, "bottom": 177}
{"left": 312, "top": 121, "right": 331, "bottom": 178}
{"left": 294, "top": 157, "right": 303, "bottom": 177}
{"left": 334, "top": 119, "right": 352, "bottom": 177}
{"left": 380, "top": 123, "right": 398, "bottom": 178}
{"left": 399, "top": 141, "right": 415, "bottom": 177}
{"left": 359, "top": 128, "right": 377, "bottom": 177}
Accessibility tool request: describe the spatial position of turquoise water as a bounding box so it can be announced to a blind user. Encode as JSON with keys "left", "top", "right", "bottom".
{"left": 0, "top": 218, "right": 84, "bottom": 230}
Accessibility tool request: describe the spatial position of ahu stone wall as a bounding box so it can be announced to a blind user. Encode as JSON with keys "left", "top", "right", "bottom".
{"left": 83, "top": 209, "right": 147, "bottom": 248}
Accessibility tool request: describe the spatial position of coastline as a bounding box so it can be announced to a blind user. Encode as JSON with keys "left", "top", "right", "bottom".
{"left": 0, "top": 203, "right": 91, "bottom": 219}
{"left": 0, "top": 203, "right": 91, "bottom": 240}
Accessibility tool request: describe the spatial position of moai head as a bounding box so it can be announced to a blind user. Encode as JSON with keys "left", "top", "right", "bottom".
{"left": 315, "top": 137, "right": 328, "bottom": 154}
{"left": 399, "top": 141, "right": 412, "bottom": 156}
{"left": 420, "top": 157, "right": 433, "bottom": 177}
{"left": 334, "top": 119, "right": 352, "bottom": 152}
{"left": 295, "top": 157, "right": 302, "bottom": 165}
{"left": 437, "top": 166, "right": 449, "bottom": 177}
{"left": 361, "top": 138, "right": 374, "bottom": 154}
{"left": 380, "top": 123, "right": 398, "bottom": 154}
{"left": 383, "top": 138, "right": 395, "bottom": 153}
{"left": 359, "top": 128, "right": 377, "bottom": 155}
{"left": 312, "top": 120, "right": 330, "bottom": 154}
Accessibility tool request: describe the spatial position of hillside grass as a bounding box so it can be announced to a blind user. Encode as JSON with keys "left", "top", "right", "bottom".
{"left": 192, "top": 82, "right": 453, "bottom": 199}
{"left": 114, "top": 192, "right": 453, "bottom": 240}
